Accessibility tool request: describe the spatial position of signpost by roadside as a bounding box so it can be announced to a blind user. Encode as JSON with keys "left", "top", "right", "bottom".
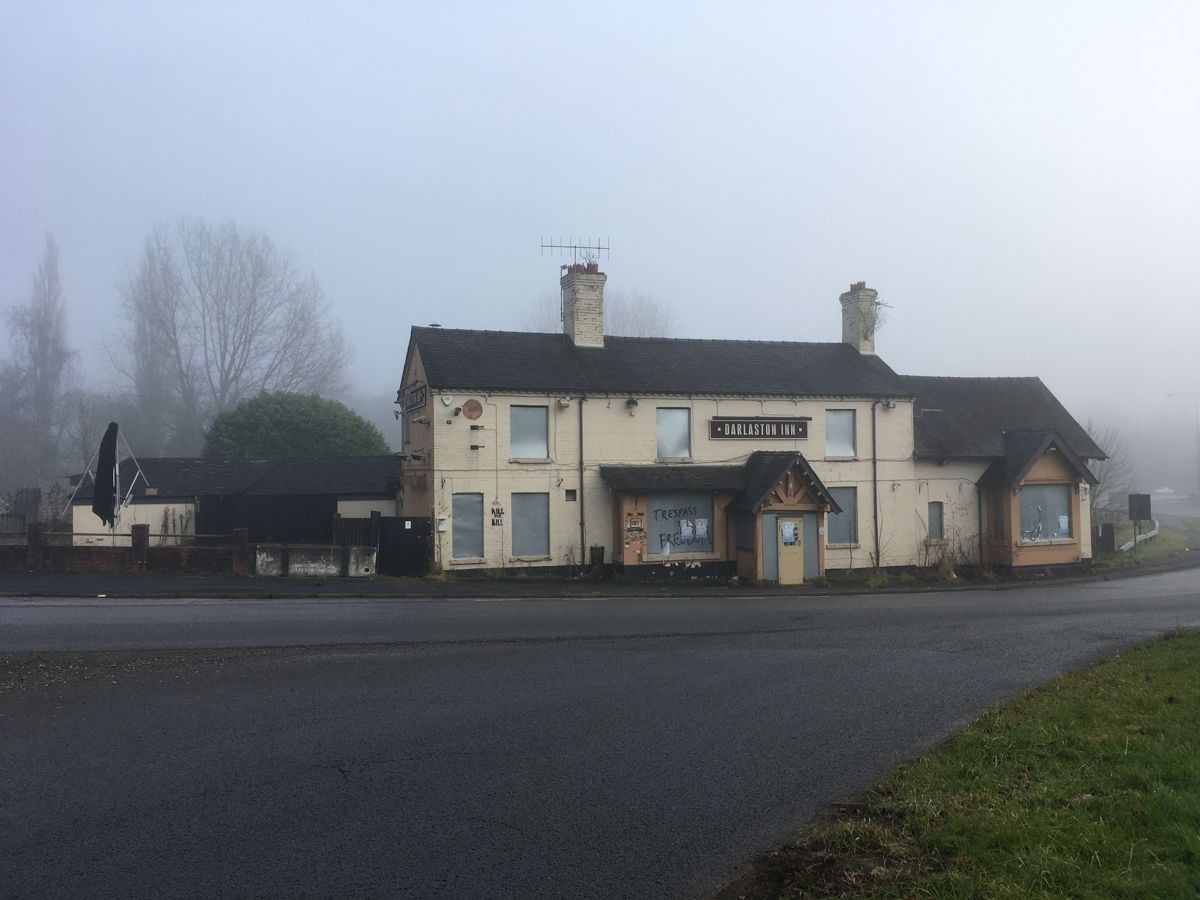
{"left": 1128, "top": 493, "right": 1152, "bottom": 556}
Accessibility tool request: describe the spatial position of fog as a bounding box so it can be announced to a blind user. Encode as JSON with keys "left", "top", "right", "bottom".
{"left": 3, "top": 2, "right": 1199, "bottom": 487}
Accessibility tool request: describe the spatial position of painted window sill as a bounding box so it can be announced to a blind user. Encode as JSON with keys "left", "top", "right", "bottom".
{"left": 510, "top": 555, "right": 552, "bottom": 562}
{"left": 448, "top": 557, "right": 486, "bottom": 565}
{"left": 826, "top": 542, "right": 860, "bottom": 549}
{"left": 655, "top": 457, "right": 693, "bottom": 464}
{"left": 508, "top": 458, "right": 553, "bottom": 464}
{"left": 1018, "top": 538, "right": 1076, "bottom": 547}
{"left": 924, "top": 538, "right": 948, "bottom": 546}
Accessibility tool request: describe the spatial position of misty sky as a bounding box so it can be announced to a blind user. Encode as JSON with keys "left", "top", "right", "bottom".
{"left": 3, "top": 1, "right": 1199, "bottom": 479}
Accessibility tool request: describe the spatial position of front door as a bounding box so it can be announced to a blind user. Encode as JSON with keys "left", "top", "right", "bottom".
{"left": 777, "top": 516, "right": 805, "bottom": 585}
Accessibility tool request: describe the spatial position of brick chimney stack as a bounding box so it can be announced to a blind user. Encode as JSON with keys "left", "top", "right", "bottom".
{"left": 839, "top": 281, "right": 879, "bottom": 355}
{"left": 561, "top": 262, "right": 606, "bottom": 348}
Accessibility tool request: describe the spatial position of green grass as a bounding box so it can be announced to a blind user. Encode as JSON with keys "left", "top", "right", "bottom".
{"left": 1090, "top": 527, "right": 1193, "bottom": 572}
{"left": 714, "top": 630, "right": 1200, "bottom": 899}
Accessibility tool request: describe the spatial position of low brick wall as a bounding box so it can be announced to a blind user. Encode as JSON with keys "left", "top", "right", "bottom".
{"left": 0, "top": 525, "right": 376, "bottom": 578}
{"left": 253, "top": 544, "right": 376, "bottom": 577}
{"left": 0, "top": 524, "right": 251, "bottom": 576}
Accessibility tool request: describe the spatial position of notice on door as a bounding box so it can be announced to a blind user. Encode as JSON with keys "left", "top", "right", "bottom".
{"left": 780, "top": 521, "right": 799, "bottom": 545}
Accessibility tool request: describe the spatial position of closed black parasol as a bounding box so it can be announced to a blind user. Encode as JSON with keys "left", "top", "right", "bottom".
{"left": 92, "top": 422, "right": 119, "bottom": 527}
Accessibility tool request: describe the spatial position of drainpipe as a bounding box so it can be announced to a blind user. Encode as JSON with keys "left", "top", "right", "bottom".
{"left": 578, "top": 396, "right": 587, "bottom": 573}
{"left": 976, "top": 483, "right": 986, "bottom": 566}
{"left": 871, "top": 401, "right": 881, "bottom": 568}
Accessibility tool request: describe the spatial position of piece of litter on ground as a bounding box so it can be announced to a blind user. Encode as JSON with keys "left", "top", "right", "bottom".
{"left": 97, "top": 594, "right": 106, "bottom": 598}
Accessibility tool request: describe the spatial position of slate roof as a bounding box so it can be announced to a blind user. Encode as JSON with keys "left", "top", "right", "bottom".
{"left": 740, "top": 451, "right": 840, "bottom": 513}
{"left": 411, "top": 327, "right": 908, "bottom": 398}
{"left": 979, "top": 431, "right": 1100, "bottom": 487}
{"left": 599, "top": 465, "right": 746, "bottom": 493}
{"left": 903, "top": 376, "right": 1104, "bottom": 460}
{"left": 71, "top": 456, "right": 398, "bottom": 502}
{"left": 600, "top": 452, "right": 839, "bottom": 511}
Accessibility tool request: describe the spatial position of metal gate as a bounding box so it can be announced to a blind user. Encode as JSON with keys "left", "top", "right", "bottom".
{"left": 334, "top": 515, "right": 432, "bottom": 577}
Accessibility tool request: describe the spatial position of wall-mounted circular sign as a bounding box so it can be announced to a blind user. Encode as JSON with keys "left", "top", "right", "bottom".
{"left": 462, "top": 399, "right": 483, "bottom": 420}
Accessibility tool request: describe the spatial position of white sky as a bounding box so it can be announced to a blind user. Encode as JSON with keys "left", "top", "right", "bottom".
{"left": 3, "top": 1, "right": 1199, "bottom": 480}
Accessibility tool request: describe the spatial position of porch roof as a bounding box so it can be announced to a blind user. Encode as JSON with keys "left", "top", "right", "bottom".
{"left": 600, "top": 452, "right": 840, "bottom": 513}
{"left": 979, "top": 430, "right": 1100, "bottom": 488}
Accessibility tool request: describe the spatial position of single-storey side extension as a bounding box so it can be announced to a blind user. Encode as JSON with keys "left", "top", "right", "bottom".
{"left": 71, "top": 456, "right": 399, "bottom": 546}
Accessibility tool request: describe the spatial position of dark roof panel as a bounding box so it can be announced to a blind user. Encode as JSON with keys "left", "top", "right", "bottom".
{"left": 903, "top": 376, "right": 1104, "bottom": 460}
{"left": 412, "top": 327, "right": 908, "bottom": 398}
{"left": 599, "top": 465, "right": 746, "bottom": 493}
{"left": 72, "top": 456, "right": 398, "bottom": 502}
{"left": 244, "top": 457, "right": 400, "bottom": 496}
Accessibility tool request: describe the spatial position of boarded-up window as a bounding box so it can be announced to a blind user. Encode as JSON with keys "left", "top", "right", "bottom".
{"left": 452, "top": 493, "right": 484, "bottom": 558}
{"left": 645, "top": 491, "right": 713, "bottom": 555}
{"left": 510, "top": 406, "right": 549, "bottom": 458}
{"left": 928, "top": 501, "right": 944, "bottom": 540}
{"left": 825, "top": 410, "right": 856, "bottom": 457}
{"left": 1019, "top": 484, "right": 1071, "bottom": 541}
{"left": 656, "top": 408, "right": 691, "bottom": 459}
{"left": 512, "top": 492, "right": 550, "bottom": 557}
{"left": 827, "top": 487, "right": 858, "bottom": 544}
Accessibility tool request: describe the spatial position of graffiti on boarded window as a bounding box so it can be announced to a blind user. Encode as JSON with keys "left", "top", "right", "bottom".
{"left": 645, "top": 491, "right": 714, "bottom": 555}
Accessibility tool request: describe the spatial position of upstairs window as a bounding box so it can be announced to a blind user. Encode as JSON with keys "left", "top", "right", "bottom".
{"left": 826, "top": 410, "right": 856, "bottom": 457}
{"left": 928, "top": 501, "right": 944, "bottom": 540}
{"left": 510, "top": 405, "right": 549, "bottom": 459}
{"left": 656, "top": 408, "right": 691, "bottom": 459}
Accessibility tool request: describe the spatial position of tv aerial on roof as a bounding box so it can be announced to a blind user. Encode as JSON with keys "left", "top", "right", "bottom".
{"left": 539, "top": 237, "right": 611, "bottom": 265}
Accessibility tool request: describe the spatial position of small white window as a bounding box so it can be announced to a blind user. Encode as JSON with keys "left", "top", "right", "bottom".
{"left": 928, "top": 501, "right": 944, "bottom": 540}
{"left": 510, "top": 406, "right": 549, "bottom": 458}
{"left": 826, "top": 410, "right": 856, "bottom": 457}
{"left": 657, "top": 408, "right": 691, "bottom": 458}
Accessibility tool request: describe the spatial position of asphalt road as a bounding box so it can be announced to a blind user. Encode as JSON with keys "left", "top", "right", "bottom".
{"left": 4, "top": 570, "right": 1200, "bottom": 899}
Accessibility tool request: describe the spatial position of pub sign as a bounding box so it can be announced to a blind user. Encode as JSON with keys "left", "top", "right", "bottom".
{"left": 709, "top": 417, "right": 810, "bottom": 440}
{"left": 403, "top": 384, "right": 428, "bottom": 412}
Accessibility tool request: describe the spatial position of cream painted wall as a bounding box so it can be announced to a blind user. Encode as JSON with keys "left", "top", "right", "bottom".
{"left": 72, "top": 500, "right": 195, "bottom": 547}
{"left": 913, "top": 460, "right": 989, "bottom": 564}
{"left": 405, "top": 386, "right": 936, "bottom": 572}
{"left": 337, "top": 498, "right": 399, "bottom": 518}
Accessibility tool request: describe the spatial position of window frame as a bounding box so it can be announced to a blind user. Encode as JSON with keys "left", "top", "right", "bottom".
{"left": 825, "top": 409, "right": 857, "bottom": 458}
{"left": 826, "top": 486, "right": 859, "bottom": 546}
{"left": 1017, "top": 483, "right": 1074, "bottom": 544}
{"left": 511, "top": 491, "right": 551, "bottom": 559}
{"left": 643, "top": 490, "right": 716, "bottom": 558}
{"left": 509, "top": 404, "right": 550, "bottom": 461}
{"left": 656, "top": 407, "right": 692, "bottom": 460}
{"left": 927, "top": 500, "right": 945, "bottom": 541}
{"left": 450, "top": 492, "right": 485, "bottom": 561}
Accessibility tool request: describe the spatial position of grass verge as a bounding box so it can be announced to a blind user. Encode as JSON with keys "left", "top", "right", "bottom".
{"left": 1089, "top": 526, "right": 1193, "bottom": 572}
{"left": 714, "top": 630, "right": 1200, "bottom": 899}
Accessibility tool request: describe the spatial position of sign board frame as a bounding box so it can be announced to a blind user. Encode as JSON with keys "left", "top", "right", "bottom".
{"left": 709, "top": 416, "right": 810, "bottom": 440}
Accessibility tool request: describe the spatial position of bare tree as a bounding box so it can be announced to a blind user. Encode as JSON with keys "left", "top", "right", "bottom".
{"left": 524, "top": 288, "right": 676, "bottom": 337}
{"left": 2, "top": 235, "right": 73, "bottom": 487}
{"left": 118, "top": 218, "right": 347, "bottom": 453}
{"left": 1085, "top": 418, "right": 1133, "bottom": 514}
